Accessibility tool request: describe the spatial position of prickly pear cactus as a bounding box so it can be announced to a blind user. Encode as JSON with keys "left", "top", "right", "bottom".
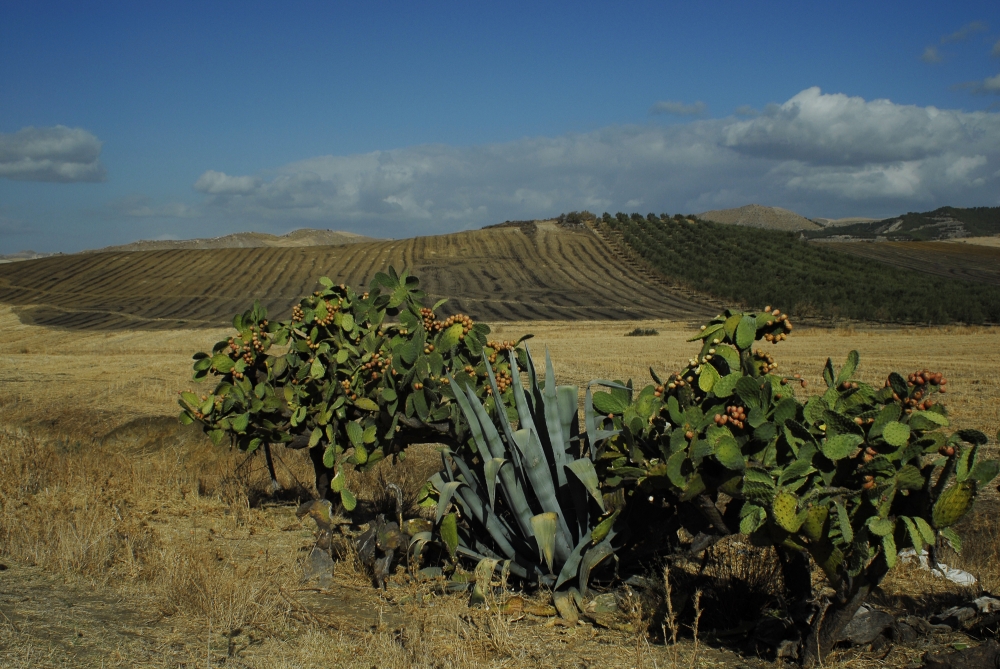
{"left": 595, "top": 305, "right": 997, "bottom": 593}
{"left": 179, "top": 267, "right": 527, "bottom": 509}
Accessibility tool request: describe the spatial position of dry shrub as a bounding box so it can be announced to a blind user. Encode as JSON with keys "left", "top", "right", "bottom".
{"left": 698, "top": 539, "right": 785, "bottom": 632}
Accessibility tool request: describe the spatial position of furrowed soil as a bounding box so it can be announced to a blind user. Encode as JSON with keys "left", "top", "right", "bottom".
{"left": 0, "top": 222, "right": 714, "bottom": 331}
{"left": 2, "top": 306, "right": 999, "bottom": 667}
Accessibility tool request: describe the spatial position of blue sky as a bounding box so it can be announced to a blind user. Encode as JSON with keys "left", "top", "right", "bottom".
{"left": 2, "top": 1, "right": 1000, "bottom": 253}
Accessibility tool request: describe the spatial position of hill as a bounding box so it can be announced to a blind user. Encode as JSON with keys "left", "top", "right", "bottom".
{"left": 599, "top": 212, "right": 1000, "bottom": 324}
{"left": 697, "top": 204, "right": 821, "bottom": 231}
{"left": 86, "top": 228, "right": 375, "bottom": 253}
{"left": 820, "top": 241, "right": 1000, "bottom": 286}
{"left": 812, "top": 216, "right": 878, "bottom": 228}
{"left": 804, "top": 206, "right": 1000, "bottom": 242}
{"left": 0, "top": 250, "right": 62, "bottom": 264}
{"left": 0, "top": 222, "right": 714, "bottom": 330}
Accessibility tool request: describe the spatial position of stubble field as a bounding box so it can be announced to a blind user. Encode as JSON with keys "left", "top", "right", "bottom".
{"left": 1, "top": 304, "right": 1000, "bottom": 668}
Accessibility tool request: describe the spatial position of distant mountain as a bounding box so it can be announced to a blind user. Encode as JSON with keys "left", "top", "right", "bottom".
{"left": 804, "top": 206, "right": 1000, "bottom": 242}
{"left": 86, "top": 228, "right": 377, "bottom": 253}
{"left": 697, "top": 204, "right": 821, "bottom": 231}
{"left": 0, "top": 250, "right": 61, "bottom": 264}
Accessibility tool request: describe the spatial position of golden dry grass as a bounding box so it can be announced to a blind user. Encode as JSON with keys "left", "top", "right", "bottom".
{"left": 2, "top": 305, "right": 1000, "bottom": 667}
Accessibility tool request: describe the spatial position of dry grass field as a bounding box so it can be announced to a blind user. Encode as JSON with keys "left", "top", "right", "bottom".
{"left": 0, "top": 223, "right": 713, "bottom": 331}
{"left": 2, "top": 302, "right": 1000, "bottom": 668}
{"left": 820, "top": 240, "right": 1000, "bottom": 287}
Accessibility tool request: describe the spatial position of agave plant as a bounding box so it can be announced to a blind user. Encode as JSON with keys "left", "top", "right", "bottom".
{"left": 423, "top": 347, "right": 623, "bottom": 599}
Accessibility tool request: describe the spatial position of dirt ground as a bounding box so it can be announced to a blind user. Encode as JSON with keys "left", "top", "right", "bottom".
{"left": 2, "top": 306, "right": 1000, "bottom": 667}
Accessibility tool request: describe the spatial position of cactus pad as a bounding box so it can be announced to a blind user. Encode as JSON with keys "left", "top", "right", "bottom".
{"left": 932, "top": 481, "right": 975, "bottom": 529}
{"left": 772, "top": 490, "right": 803, "bottom": 533}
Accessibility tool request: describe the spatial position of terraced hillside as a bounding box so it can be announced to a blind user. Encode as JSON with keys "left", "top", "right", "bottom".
{"left": 0, "top": 222, "right": 714, "bottom": 330}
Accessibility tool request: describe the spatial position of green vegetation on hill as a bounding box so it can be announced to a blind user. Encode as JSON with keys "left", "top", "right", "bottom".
{"left": 804, "top": 206, "right": 1000, "bottom": 241}
{"left": 602, "top": 212, "right": 1000, "bottom": 324}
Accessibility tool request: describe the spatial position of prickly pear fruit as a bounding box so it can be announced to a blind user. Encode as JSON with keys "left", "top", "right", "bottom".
{"left": 932, "top": 481, "right": 975, "bottom": 529}
{"left": 772, "top": 490, "right": 804, "bottom": 533}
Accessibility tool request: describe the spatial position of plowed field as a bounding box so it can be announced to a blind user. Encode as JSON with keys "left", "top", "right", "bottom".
{"left": 0, "top": 222, "right": 714, "bottom": 330}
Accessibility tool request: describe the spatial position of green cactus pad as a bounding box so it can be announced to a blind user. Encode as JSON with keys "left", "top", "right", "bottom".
{"left": 882, "top": 421, "right": 911, "bottom": 447}
{"left": 801, "top": 505, "right": 829, "bottom": 542}
{"left": 932, "top": 481, "right": 975, "bottom": 529}
{"left": 821, "top": 433, "right": 863, "bottom": 461}
{"left": 772, "top": 490, "right": 803, "bottom": 533}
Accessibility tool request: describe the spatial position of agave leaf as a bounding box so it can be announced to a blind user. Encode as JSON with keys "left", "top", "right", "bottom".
{"left": 542, "top": 349, "right": 570, "bottom": 487}
{"left": 554, "top": 534, "right": 593, "bottom": 590}
{"left": 531, "top": 513, "right": 558, "bottom": 573}
{"left": 511, "top": 428, "right": 574, "bottom": 561}
{"left": 470, "top": 557, "right": 500, "bottom": 606}
{"left": 566, "top": 459, "right": 605, "bottom": 511}
{"left": 435, "top": 481, "right": 464, "bottom": 525}
{"left": 579, "top": 536, "right": 615, "bottom": 596}
{"left": 452, "top": 483, "right": 519, "bottom": 560}
{"left": 484, "top": 457, "right": 507, "bottom": 512}
{"left": 456, "top": 382, "right": 534, "bottom": 538}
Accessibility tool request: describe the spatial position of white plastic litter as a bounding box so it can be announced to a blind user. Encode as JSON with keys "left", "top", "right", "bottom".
{"left": 897, "top": 548, "right": 977, "bottom": 587}
{"left": 973, "top": 596, "right": 1000, "bottom": 613}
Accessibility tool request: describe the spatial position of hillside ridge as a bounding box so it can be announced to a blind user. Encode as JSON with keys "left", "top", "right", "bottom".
{"left": 86, "top": 228, "right": 376, "bottom": 253}
{"left": 697, "top": 204, "right": 821, "bottom": 231}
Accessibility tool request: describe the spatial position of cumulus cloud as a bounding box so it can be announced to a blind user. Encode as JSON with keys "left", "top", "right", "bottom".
{"left": 0, "top": 126, "right": 106, "bottom": 182}
{"left": 941, "top": 21, "right": 988, "bottom": 44}
{"left": 721, "top": 87, "right": 999, "bottom": 165}
{"left": 994, "top": 39, "right": 1000, "bottom": 57}
{"left": 921, "top": 46, "right": 943, "bottom": 63}
{"left": 650, "top": 100, "right": 706, "bottom": 116}
{"left": 189, "top": 88, "right": 1000, "bottom": 230}
{"left": 734, "top": 105, "right": 759, "bottom": 117}
{"left": 956, "top": 73, "right": 1000, "bottom": 95}
{"left": 193, "top": 170, "right": 262, "bottom": 195}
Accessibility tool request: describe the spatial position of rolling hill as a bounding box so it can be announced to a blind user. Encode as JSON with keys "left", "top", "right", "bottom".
{"left": 87, "top": 228, "right": 376, "bottom": 253}
{"left": 0, "top": 221, "right": 715, "bottom": 330}
{"left": 804, "top": 206, "right": 1000, "bottom": 242}
{"left": 697, "top": 204, "right": 821, "bottom": 231}
{"left": 599, "top": 212, "right": 1000, "bottom": 324}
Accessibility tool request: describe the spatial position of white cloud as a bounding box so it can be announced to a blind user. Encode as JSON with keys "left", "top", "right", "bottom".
{"left": 984, "top": 73, "right": 1000, "bottom": 93}
{"left": 193, "top": 170, "right": 262, "bottom": 195}
{"left": 650, "top": 100, "right": 706, "bottom": 116}
{"left": 188, "top": 88, "right": 1000, "bottom": 229}
{"left": 921, "top": 46, "right": 943, "bottom": 63}
{"left": 722, "top": 87, "right": 999, "bottom": 165}
{"left": 993, "top": 39, "right": 1000, "bottom": 57}
{"left": 941, "top": 21, "right": 988, "bottom": 44}
{"left": 0, "top": 126, "right": 106, "bottom": 182}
